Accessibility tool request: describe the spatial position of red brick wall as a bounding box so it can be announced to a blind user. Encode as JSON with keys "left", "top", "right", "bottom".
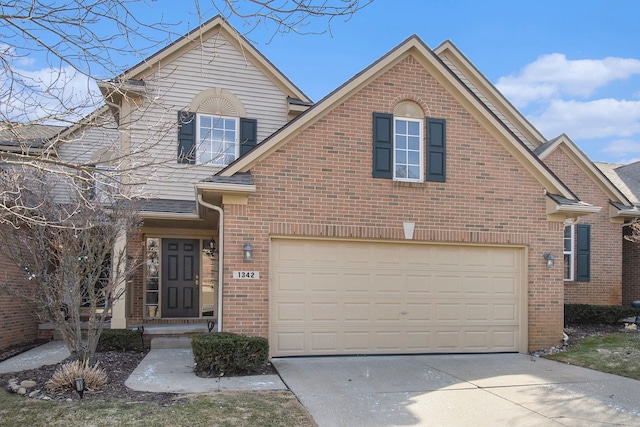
{"left": 128, "top": 232, "right": 145, "bottom": 323}
{"left": 543, "top": 149, "right": 623, "bottom": 306}
{"left": 0, "top": 246, "right": 39, "bottom": 350}
{"left": 623, "top": 227, "right": 640, "bottom": 306}
{"left": 221, "top": 55, "right": 565, "bottom": 351}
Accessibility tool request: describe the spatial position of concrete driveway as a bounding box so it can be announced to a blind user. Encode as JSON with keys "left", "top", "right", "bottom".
{"left": 272, "top": 354, "right": 640, "bottom": 426}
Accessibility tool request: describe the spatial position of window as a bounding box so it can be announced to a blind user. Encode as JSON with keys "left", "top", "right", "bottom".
{"left": 394, "top": 118, "right": 423, "bottom": 182}
{"left": 564, "top": 224, "right": 591, "bottom": 282}
{"left": 90, "top": 165, "right": 118, "bottom": 203}
{"left": 372, "top": 112, "right": 446, "bottom": 182}
{"left": 178, "top": 111, "right": 257, "bottom": 165}
{"left": 564, "top": 225, "right": 574, "bottom": 281}
{"left": 197, "top": 114, "right": 238, "bottom": 166}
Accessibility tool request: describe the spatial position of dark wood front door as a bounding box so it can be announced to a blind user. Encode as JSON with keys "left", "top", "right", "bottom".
{"left": 162, "top": 238, "right": 200, "bottom": 318}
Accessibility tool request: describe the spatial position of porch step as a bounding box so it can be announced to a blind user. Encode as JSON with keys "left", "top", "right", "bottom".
{"left": 150, "top": 337, "right": 192, "bottom": 349}
{"left": 134, "top": 323, "right": 210, "bottom": 335}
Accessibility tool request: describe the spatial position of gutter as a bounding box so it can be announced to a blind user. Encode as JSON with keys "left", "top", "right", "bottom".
{"left": 197, "top": 194, "right": 223, "bottom": 333}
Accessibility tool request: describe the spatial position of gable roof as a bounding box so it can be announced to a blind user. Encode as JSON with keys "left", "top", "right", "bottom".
{"left": 0, "top": 123, "right": 63, "bottom": 153}
{"left": 433, "top": 41, "right": 546, "bottom": 150}
{"left": 596, "top": 161, "right": 640, "bottom": 206}
{"left": 217, "top": 35, "right": 580, "bottom": 205}
{"left": 98, "top": 15, "right": 310, "bottom": 105}
{"left": 536, "top": 134, "right": 636, "bottom": 206}
{"left": 537, "top": 135, "right": 640, "bottom": 220}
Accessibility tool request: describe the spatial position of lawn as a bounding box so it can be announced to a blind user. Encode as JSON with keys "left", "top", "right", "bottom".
{"left": 0, "top": 389, "right": 317, "bottom": 427}
{"left": 546, "top": 331, "right": 640, "bottom": 380}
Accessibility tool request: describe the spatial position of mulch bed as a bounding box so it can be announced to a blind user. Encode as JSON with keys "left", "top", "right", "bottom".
{"left": 0, "top": 347, "right": 181, "bottom": 405}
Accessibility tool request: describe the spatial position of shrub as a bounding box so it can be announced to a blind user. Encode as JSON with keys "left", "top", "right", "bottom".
{"left": 565, "top": 304, "right": 640, "bottom": 325}
{"left": 98, "top": 329, "right": 143, "bottom": 351}
{"left": 192, "top": 332, "right": 269, "bottom": 376}
{"left": 46, "top": 359, "right": 107, "bottom": 392}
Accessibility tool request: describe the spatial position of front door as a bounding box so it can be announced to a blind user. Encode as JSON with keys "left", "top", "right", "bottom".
{"left": 162, "top": 238, "right": 200, "bottom": 318}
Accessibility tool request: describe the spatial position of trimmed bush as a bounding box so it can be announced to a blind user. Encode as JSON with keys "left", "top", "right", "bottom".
{"left": 192, "top": 332, "right": 268, "bottom": 375}
{"left": 98, "top": 329, "right": 143, "bottom": 351}
{"left": 565, "top": 304, "right": 640, "bottom": 325}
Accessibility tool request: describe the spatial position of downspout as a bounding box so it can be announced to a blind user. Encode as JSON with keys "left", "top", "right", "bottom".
{"left": 197, "top": 194, "right": 223, "bottom": 332}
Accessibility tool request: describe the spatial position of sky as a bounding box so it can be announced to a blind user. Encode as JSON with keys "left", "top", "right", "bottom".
{"left": 6, "top": 0, "right": 640, "bottom": 164}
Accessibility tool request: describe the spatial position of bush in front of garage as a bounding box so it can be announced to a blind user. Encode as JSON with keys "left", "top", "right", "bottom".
{"left": 192, "top": 332, "right": 269, "bottom": 376}
{"left": 565, "top": 304, "right": 640, "bottom": 325}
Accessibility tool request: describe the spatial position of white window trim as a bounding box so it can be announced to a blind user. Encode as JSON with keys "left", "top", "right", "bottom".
{"left": 393, "top": 117, "right": 424, "bottom": 183}
{"left": 92, "top": 164, "right": 118, "bottom": 203}
{"left": 564, "top": 225, "right": 574, "bottom": 281}
{"left": 196, "top": 113, "right": 239, "bottom": 166}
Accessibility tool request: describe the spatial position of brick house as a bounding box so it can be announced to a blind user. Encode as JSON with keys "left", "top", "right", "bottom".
{"left": 596, "top": 161, "right": 640, "bottom": 306}
{"left": 0, "top": 124, "right": 63, "bottom": 350}
{"left": 2, "top": 16, "right": 638, "bottom": 353}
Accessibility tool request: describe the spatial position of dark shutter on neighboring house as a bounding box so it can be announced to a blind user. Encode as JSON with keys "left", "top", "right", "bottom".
{"left": 426, "top": 117, "right": 446, "bottom": 182}
{"left": 239, "top": 118, "right": 258, "bottom": 156}
{"left": 177, "top": 111, "right": 196, "bottom": 164}
{"left": 372, "top": 112, "right": 393, "bottom": 178}
{"left": 576, "top": 224, "right": 591, "bottom": 282}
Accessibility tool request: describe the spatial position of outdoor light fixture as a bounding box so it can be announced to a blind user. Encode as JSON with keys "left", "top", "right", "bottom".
{"left": 203, "top": 238, "right": 216, "bottom": 256}
{"left": 543, "top": 252, "right": 555, "bottom": 268}
{"left": 243, "top": 242, "right": 253, "bottom": 262}
{"left": 74, "top": 377, "right": 85, "bottom": 399}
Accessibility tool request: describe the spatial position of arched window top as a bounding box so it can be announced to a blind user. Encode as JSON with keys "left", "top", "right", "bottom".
{"left": 189, "top": 87, "right": 246, "bottom": 117}
{"left": 393, "top": 100, "right": 423, "bottom": 119}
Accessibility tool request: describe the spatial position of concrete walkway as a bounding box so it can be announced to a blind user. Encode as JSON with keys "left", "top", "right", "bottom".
{"left": 0, "top": 338, "right": 286, "bottom": 393}
{"left": 273, "top": 354, "right": 640, "bottom": 427}
{"left": 0, "top": 341, "right": 70, "bottom": 374}
{"left": 125, "top": 337, "right": 286, "bottom": 392}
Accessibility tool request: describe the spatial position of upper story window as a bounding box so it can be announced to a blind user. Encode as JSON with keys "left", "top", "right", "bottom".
{"left": 372, "top": 100, "right": 446, "bottom": 182}
{"left": 564, "top": 225, "right": 574, "bottom": 281}
{"left": 197, "top": 114, "right": 238, "bottom": 166}
{"left": 177, "top": 88, "right": 256, "bottom": 166}
{"left": 394, "top": 118, "right": 423, "bottom": 182}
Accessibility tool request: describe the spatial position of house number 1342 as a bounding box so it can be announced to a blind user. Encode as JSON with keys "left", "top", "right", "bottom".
{"left": 233, "top": 271, "right": 260, "bottom": 279}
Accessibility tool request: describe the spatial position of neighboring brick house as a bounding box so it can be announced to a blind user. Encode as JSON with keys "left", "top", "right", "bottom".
{"left": 3, "top": 17, "right": 639, "bottom": 354}
{"left": 597, "top": 161, "right": 640, "bottom": 306}
{"left": 0, "top": 124, "right": 63, "bottom": 349}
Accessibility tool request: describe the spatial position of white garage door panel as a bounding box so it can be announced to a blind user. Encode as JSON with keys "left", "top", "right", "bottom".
{"left": 270, "top": 239, "right": 525, "bottom": 356}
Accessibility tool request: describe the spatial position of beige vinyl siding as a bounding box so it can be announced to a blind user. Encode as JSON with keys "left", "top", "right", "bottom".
{"left": 52, "top": 110, "right": 120, "bottom": 203}
{"left": 126, "top": 30, "right": 290, "bottom": 200}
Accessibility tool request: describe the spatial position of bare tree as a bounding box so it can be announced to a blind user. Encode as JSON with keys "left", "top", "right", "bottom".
{"left": 1, "top": 0, "right": 371, "bottom": 128}
{"left": 0, "top": 0, "right": 370, "bottom": 360}
{"left": 624, "top": 218, "right": 640, "bottom": 243}
{"left": 1, "top": 0, "right": 373, "bottom": 196}
{"left": 0, "top": 167, "right": 140, "bottom": 364}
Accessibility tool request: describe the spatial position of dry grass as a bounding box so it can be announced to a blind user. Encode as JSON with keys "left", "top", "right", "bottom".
{"left": 546, "top": 332, "right": 640, "bottom": 380}
{"left": 46, "top": 359, "right": 108, "bottom": 392}
{"left": 0, "top": 389, "right": 317, "bottom": 427}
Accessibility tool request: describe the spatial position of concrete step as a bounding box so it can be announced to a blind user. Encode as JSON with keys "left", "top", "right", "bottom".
{"left": 150, "top": 337, "right": 193, "bottom": 349}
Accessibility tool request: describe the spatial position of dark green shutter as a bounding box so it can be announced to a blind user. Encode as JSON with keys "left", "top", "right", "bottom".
{"left": 426, "top": 118, "right": 446, "bottom": 182}
{"left": 576, "top": 224, "right": 591, "bottom": 282}
{"left": 239, "top": 118, "right": 257, "bottom": 156}
{"left": 372, "top": 113, "right": 393, "bottom": 179}
{"left": 177, "top": 111, "right": 196, "bottom": 164}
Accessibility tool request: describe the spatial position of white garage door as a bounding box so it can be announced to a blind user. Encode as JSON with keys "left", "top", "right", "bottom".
{"left": 270, "top": 239, "right": 526, "bottom": 356}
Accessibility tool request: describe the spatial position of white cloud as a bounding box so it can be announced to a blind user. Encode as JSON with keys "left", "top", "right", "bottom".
{"left": 1, "top": 63, "right": 100, "bottom": 124}
{"left": 528, "top": 98, "right": 640, "bottom": 140}
{"left": 602, "top": 138, "right": 640, "bottom": 158}
{"left": 497, "top": 54, "right": 640, "bottom": 107}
